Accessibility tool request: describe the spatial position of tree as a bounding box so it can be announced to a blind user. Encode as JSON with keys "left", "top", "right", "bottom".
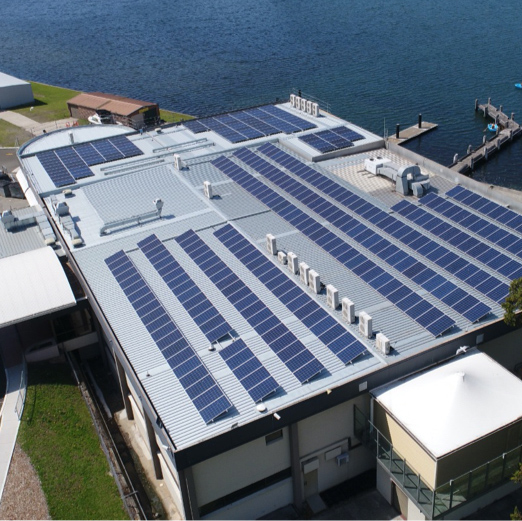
{"left": 511, "top": 464, "right": 522, "bottom": 520}
{"left": 502, "top": 278, "right": 522, "bottom": 327}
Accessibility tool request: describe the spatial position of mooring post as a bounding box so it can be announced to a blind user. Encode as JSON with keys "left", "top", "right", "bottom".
{"left": 453, "top": 153, "right": 459, "bottom": 164}
{"left": 488, "top": 97, "right": 491, "bottom": 105}
{"left": 511, "top": 112, "right": 515, "bottom": 120}
{"left": 483, "top": 134, "right": 487, "bottom": 145}
{"left": 485, "top": 147, "right": 488, "bottom": 160}
{"left": 484, "top": 105, "right": 488, "bottom": 117}
{"left": 396, "top": 124, "right": 400, "bottom": 139}
{"left": 475, "top": 99, "right": 478, "bottom": 111}
{"left": 467, "top": 144, "right": 472, "bottom": 155}
{"left": 500, "top": 105, "right": 503, "bottom": 114}
{"left": 418, "top": 114, "right": 422, "bottom": 129}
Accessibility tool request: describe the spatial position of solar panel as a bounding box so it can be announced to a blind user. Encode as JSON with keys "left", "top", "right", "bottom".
{"left": 175, "top": 229, "right": 324, "bottom": 383}
{"left": 92, "top": 139, "right": 125, "bottom": 162}
{"left": 257, "top": 143, "right": 504, "bottom": 308}
{"left": 109, "top": 135, "right": 144, "bottom": 158}
{"left": 36, "top": 150, "right": 76, "bottom": 187}
{"left": 55, "top": 148, "right": 94, "bottom": 180}
{"left": 74, "top": 143, "right": 106, "bottom": 166}
{"left": 214, "top": 224, "right": 367, "bottom": 365}
{"left": 105, "top": 249, "right": 231, "bottom": 423}
{"left": 233, "top": 147, "right": 491, "bottom": 323}
{"left": 137, "top": 234, "right": 280, "bottom": 402}
{"left": 212, "top": 155, "right": 456, "bottom": 336}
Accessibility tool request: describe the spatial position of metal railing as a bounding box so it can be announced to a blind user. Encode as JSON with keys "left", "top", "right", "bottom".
{"left": 354, "top": 405, "right": 522, "bottom": 519}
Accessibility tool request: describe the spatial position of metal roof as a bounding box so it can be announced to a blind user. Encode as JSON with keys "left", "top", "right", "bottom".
{"left": 15, "top": 101, "right": 521, "bottom": 450}
{"left": 0, "top": 72, "right": 30, "bottom": 88}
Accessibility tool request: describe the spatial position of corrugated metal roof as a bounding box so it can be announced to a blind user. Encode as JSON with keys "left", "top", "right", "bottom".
{"left": 16, "top": 101, "right": 521, "bottom": 450}
{"left": 67, "top": 92, "right": 157, "bottom": 117}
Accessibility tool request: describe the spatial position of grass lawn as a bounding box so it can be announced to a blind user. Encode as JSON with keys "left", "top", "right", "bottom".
{"left": 0, "top": 119, "right": 33, "bottom": 147}
{"left": 160, "top": 109, "right": 194, "bottom": 123}
{"left": 14, "top": 82, "right": 81, "bottom": 123}
{"left": 18, "top": 361, "right": 128, "bottom": 520}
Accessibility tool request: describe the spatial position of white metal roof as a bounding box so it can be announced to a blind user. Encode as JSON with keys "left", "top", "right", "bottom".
{"left": 372, "top": 349, "right": 522, "bottom": 458}
{"left": 0, "top": 246, "right": 76, "bottom": 327}
{"left": 0, "top": 72, "right": 29, "bottom": 88}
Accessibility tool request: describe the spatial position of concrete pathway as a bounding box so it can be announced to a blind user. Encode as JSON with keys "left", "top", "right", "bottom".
{"left": 0, "top": 326, "right": 26, "bottom": 506}
{"left": 0, "top": 110, "right": 77, "bottom": 136}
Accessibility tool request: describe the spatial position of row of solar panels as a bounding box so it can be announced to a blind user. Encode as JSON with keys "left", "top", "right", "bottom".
{"left": 37, "top": 135, "right": 143, "bottom": 187}
{"left": 255, "top": 143, "right": 508, "bottom": 307}
{"left": 212, "top": 154, "right": 456, "bottom": 337}
{"left": 298, "top": 126, "right": 365, "bottom": 154}
{"left": 106, "top": 227, "right": 368, "bottom": 424}
{"left": 184, "top": 104, "right": 317, "bottom": 144}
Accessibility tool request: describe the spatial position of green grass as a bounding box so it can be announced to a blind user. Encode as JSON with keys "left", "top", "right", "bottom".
{"left": 0, "top": 119, "right": 33, "bottom": 147}
{"left": 18, "top": 361, "right": 128, "bottom": 520}
{"left": 14, "top": 82, "right": 81, "bottom": 123}
{"left": 160, "top": 109, "right": 194, "bottom": 123}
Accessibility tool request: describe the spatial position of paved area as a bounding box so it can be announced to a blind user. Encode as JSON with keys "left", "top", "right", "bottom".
{"left": 0, "top": 110, "right": 77, "bottom": 136}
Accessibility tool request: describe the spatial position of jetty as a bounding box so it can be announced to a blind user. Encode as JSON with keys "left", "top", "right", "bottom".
{"left": 450, "top": 99, "right": 522, "bottom": 174}
{"left": 387, "top": 114, "right": 438, "bottom": 145}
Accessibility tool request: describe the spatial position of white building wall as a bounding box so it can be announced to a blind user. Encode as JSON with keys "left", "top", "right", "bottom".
{"left": 192, "top": 426, "right": 290, "bottom": 508}
{"left": 0, "top": 84, "right": 34, "bottom": 109}
{"left": 201, "top": 479, "right": 292, "bottom": 520}
{"left": 157, "top": 450, "right": 184, "bottom": 515}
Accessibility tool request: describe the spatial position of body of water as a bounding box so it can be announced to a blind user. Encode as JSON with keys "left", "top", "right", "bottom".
{"left": 2, "top": 0, "right": 522, "bottom": 187}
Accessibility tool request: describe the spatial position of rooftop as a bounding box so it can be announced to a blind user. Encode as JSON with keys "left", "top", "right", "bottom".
{"left": 16, "top": 99, "right": 522, "bottom": 451}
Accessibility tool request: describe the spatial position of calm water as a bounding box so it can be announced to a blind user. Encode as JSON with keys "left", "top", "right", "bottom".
{"left": 2, "top": 0, "right": 522, "bottom": 187}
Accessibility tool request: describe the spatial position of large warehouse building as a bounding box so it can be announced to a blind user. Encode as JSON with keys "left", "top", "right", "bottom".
{"left": 11, "top": 95, "right": 522, "bottom": 519}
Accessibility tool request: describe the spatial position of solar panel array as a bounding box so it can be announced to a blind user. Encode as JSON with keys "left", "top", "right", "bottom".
{"left": 105, "top": 250, "right": 231, "bottom": 424}
{"left": 175, "top": 229, "right": 325, "bottom": 383}
{"left": 137, "top": 234, "right": 280, "bottom": 403}
{"left": 392, "top": 199, "right": 518, "bottom": 292}
{"left": 211, "top": 155, "right": 456, "bottom": 337}
{"left": 215, "top": 224, "right": 367, "bottom": 364}
{"left": 446, "top": 185, "right": 522, "bottom": 233}
{"left": 36, "top": 135, "right": 143, "bottom": 187}
{"left": 258, "top": 143, "right": 506, "bottom": 307}
{"left": 298, "top": 126, "right": 364, "bottom": 153}
{"left": 233, "top": 147, "right": 492, "bottom": 324}
{"left": 419, "top": 192, "right": 522, "bottom": 266}
{"left": 183, "top": 104, "right": 316, "bottom": 144}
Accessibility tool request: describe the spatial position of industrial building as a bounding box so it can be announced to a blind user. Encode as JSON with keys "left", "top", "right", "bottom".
{"left": 0, "top": 72, "right": 34, "bottom": 110}
{"left": 8, "top": 94, "right": 522, "bottom": 519}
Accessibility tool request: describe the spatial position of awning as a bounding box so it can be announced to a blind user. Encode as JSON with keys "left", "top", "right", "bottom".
{"left": 0, "top": 246, "right": 76, "bottom": 328}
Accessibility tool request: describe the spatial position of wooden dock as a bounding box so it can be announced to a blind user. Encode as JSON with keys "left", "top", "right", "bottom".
{"left": 387, "top": 120, "right": 438, "bottom": 145}
{"left": 450, "top": 100, "right": 522, "bottom": 174}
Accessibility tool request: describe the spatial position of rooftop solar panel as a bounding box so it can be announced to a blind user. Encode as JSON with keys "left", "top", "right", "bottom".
{"left": 212, "top": 155, "right": 456, "bottom": 336}
{"left": 175, "top": 230, "right": 324, "bottom": 383}
{"left": 137, "top": 234, "right": 280, "bottom": 403}
{"left": 257, "top": 143, "right": 503, "bottom": 309}
{"left": 215, "top": 224, "right": 367, "bottom": 364}
{"left": 105, "top": 250, "right": 232, "bottom": 424}
{"left": 36, "top": 150, "right": 76, "bottom": 187}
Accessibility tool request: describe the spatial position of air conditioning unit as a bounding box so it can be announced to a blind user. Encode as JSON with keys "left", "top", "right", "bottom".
{"left": 306, "top": 100, "right": 313, "bottom": 114}
{"left": 326, "top": 285, "right": 339, "bottom": 309}
{"left": 342, "top": 297, "right": 355, "bottom": 323}
{"left": 278, "top": 251, "right": 287, "bottom": 265}
{"left": 376, "top": 333, "right": 390, "bottom": 355}
{"left": 173, "top": 153, "right": 182, "bottom": 170}
{"left": 300, "top": 98, "right": 308, "bottom": 112}
{"left": 308, "top": 270, "right": 320, "bottom": 294}
{"left": 203, "top": 181, "right": 213, "bottom": 199}
{"left": 336, "top": 452, "right": 349, "bottom": 466}
{"left": 287, "top": 252, "right": 299, "bottom": 274}
{"left": 311, "top": 102, "right": 319, "bottom": 117}
{"left": 359, "top": 311, "right": 373, "bottom": 338}
{"left": 266, "top": 234, "right": 277, "bottom": 255}
{"left": 290, "top": 94, "right": 296, "bottom": 107}
{"left": 299, "top": 262, "right": 310, "bottom": 285}
{"left": 294, "top": 96, "right": 302, "bottom": 111}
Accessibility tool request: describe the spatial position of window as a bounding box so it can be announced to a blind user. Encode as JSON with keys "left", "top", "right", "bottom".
{"left": 265, "top": 429, "right": 283, "bottom": 445}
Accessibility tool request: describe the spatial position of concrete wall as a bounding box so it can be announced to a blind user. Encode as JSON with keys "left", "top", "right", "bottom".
{"left": 158, "top": 449, "right": 184, "bottom": 515}
{"left": 0, "top": 83, "right": 34, "bottom": 109}
{"left": 202, "top": 479, "right": 292, "bottom": 520}
{"left": 374, "top": 402, "right": 437, "bottom": 489}
{"left": 192, "top": 426, "right": 291, "bottom": 508}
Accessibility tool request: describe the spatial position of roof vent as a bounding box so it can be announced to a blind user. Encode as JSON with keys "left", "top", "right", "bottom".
{"left": 342, "top": 297, "right": 355, "bottom": 323}
{"left": 203, "top": 181, "right": 213, "bottom": 199}
{"left": 359, "top": 311, "right": 373, "bottom": 338}
{"left": 287, "top": 252, "right": 299, "bottom": 274}
{"left": 68, "top": 130, "right": 74, "bottom": 144}
{"left": 326, "top": 285, "right": 339, "bottom": 309}
{"left": 173, "top": 153, "right": 183, "bottom": 170}
{"left": 266, "top": 234, "right": 277, "bottom": 255}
